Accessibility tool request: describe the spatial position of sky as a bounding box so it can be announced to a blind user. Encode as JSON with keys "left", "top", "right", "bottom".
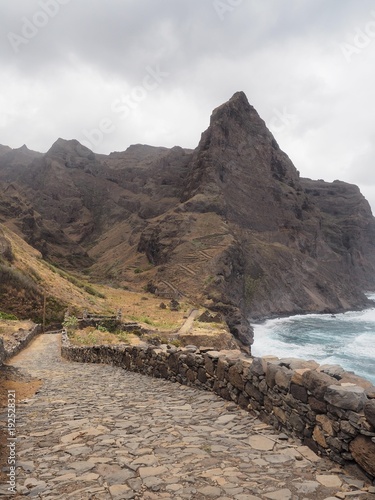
{"left": 1, "top": 0, "right": 375, "bottom": 209}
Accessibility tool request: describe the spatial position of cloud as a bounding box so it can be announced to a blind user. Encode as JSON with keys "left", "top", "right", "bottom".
{"left": 1, "top": 0, "right": 375, "bottom": 209}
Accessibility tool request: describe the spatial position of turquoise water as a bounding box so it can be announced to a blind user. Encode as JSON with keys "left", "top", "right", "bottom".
{"left": 252, "top": 302, "right": 375, "bottom": 385}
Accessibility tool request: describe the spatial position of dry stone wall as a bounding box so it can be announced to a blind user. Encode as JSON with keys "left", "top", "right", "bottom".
{"left": 0, "top": 336, "right": 6, "bottom": 364}
{"left": 61, "top": 332, "right": 375, "bottom": 480}
{"left": 0, "top": 324, "right": 42, "bottom": 364}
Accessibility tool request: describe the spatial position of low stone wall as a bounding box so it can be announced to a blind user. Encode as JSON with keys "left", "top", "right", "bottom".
{"left": 1, "top": 324, "right": 42, "bottom": 363}
{"left": 61, "top": 332, "right": 375, "bottom": 480}
{"left": 0, "top": 337, "right": 5, "bottom": 364}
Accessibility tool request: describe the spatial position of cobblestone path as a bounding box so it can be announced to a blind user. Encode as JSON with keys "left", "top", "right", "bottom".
{"left": 0, "top": 334, "right": 373, "bottom": 499}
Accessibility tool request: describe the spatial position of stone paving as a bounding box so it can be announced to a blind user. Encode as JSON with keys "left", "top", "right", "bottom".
{"left": 0, "top": 334, "right": 374, "bottom": 499}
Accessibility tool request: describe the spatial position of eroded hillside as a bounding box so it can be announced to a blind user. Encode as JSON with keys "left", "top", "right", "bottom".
{"left": 1, "top": 92, "right": 375, "bottom": 348}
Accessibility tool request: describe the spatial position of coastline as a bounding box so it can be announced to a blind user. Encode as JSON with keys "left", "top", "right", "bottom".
{"left": 249, "top": 292, "right": 375, "bottom": 325}
{"left": 251, "top": 299, "right": 375, "bottom": 385}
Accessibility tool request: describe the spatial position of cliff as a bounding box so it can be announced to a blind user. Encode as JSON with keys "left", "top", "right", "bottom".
{"left": 1, "top": 92, "right": 374, "bottom": 349}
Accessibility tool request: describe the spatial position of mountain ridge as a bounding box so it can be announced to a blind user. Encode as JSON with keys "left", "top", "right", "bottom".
{"left": 1, "top": 92, "right": 374, "bottom": 350}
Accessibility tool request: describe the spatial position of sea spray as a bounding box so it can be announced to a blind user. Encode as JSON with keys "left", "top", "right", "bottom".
{"left": 252, "top": 304, "right": 375, "bottom": 384}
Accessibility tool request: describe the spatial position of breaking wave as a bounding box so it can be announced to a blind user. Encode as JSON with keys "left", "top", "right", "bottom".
{"left": 251, "top": 298, "right": 375, "bottom": 384}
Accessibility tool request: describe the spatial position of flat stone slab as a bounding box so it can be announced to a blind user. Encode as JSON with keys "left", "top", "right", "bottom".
{"left": 316, "top": 474, "right": 342, "bottom": 488}
{"left": 263, "top": 489, "right": 292, "bottom": 500}
{"left": 138, "top": 466, "right": 168, "bottom": 478}
{"left": 108, "top": 484, "right": 133, "bottom": 500}
{"left": 294, "top": 480, "right": 320, "bottom": 494}
{"left": 215, "top": 414, "right": 237, "bottom": 425}
{"left": 131, "top": 454, "right": 158, "bottom": 466}
{"left": 198, "top": 485, "right": 223, "bottom": 496}
{"left": 68, "top": 461, "right": 96, "bottom": 473}
{"left": 296, "top": 445, "right": 321, "bottom": 462}
{"left": 264, "top": 453, "right": 295, "bottom": 464}
{"left": 248, "top": 435, "right": 275, "bottom": 451}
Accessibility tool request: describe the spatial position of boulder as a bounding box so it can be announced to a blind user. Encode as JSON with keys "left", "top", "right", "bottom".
{"left": 313, "top": 426, "right": 328, "bottom": 448}
{"left": 280, "top": 358, "right": 319, "bottom": 371}
{"left": 274, "top": 366, "right": 292, "bottom": 390}
{"left": 324, "top": 385, "right": 366, "bottom": 412}
{"left": 290, "top": 383, "right": 308, "bottom": 403}
{"left": 249, "top": 357, "right": 265, "bottom": 376}
{"left": 169, "top": 299, "right": 180, "bottom": 311}
{"left": 265, "top": 362, "right": 279, "bottom": 389}
{"left": 227, "top": 363, "right": 244, "bottom": 390}
{"left": 302, "top": 370, "right": 336, "bottom": 400}
{"left": 364, "top": 400, "right": 375, "bottom": 428}
{"left": 197, "top": 310, "right": 222, "bottom": 323}
{"left": 349, "top": 435, "right": 375, "bottom": 477}
{"left": 292, "top": 368, "right": 312, "bottom": 386}
{"left": 318, "top": 364, "right": 346, "bottom": 379}
{"left": 316, "top": 414, "right": 335, "bottom": 436}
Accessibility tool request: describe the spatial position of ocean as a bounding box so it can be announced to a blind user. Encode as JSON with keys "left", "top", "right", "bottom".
{"left": 251, "top": 299, "right": 375, "bottom": 385}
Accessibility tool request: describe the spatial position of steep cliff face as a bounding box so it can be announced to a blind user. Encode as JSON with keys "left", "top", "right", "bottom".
{"left": 301, "top": 178, "right": 375, "bottom": 290}
{"left": 0, "top": 92, "right": 374, "bottom": 349}
{"left": 181, "top": 91, "right": 302, "bottom": 229}
{"left": 135, "top": 92, "right": 375, "bottom": 344}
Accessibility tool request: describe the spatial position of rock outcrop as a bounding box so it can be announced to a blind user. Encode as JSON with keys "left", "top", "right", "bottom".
{"left": 134, "top": 92, "right": 375, "bottom": 343}
{"left": 1, "top": 92, "right": 375, "bottom": 348}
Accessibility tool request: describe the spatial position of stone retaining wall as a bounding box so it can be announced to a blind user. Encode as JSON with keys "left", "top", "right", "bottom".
{"left": 61, "top": 332, "right": 375, "bottom": 480}
{"left": 1, "top": 324, "right": 42, "bottom": 363}
{"left": 0, "top": 337, "right": 5, "bottom": 364}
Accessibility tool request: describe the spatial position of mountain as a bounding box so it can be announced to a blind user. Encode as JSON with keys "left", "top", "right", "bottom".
{"left": 0, "top": 222, "right": 107, "bottom": 323}
{"left": 1, "top": 91, "right": 374, "bottom": 349}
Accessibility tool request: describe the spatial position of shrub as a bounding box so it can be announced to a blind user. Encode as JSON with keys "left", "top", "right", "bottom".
{"left": 116, "top": 331, "right": 130, "bottom": 343}
{"left": 0, "top": 312, "right": 18, "bottom": 321}
{"left": 169, "top": 339, "right": 181, "bottom": 347}
{"left": 97, "top": 319, "right": 121, "bottom": 332}
{"left": 245, "top": 276, "right": 259, "bottom": 305}
{"left": 84, "top": 285, "right": 106, "bottom": 298}
{"left": 63, "top": 315, "right": 79, "bottom": 333}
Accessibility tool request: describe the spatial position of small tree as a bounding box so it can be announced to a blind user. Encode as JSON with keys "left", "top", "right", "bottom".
{"left": 62, "top": 315, "right": 79, "bottom": 336}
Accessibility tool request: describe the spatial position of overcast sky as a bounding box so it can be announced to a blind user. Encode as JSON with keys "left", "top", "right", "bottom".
{"left": 1, "top": 0, "right": 375, "bottom": 209}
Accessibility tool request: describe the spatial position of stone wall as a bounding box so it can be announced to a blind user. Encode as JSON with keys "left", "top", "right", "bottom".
{"left": 61, "top": 332, "right": 375, "bottom": 480}
{"left": 0, "top": 336, "right": 5, "bottom": 364}
{"left": 1, "top": 324, "right": 42, "bottom": 363}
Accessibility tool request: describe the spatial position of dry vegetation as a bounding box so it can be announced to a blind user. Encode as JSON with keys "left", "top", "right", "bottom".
{"left": 0, "top": 223, "right": 233, "bottom": 351}
{"left": 1, "top": 224, "right": 192, "bottom": 327}
{"left": 93, "top": 285, "right": 190, "bottom": 330}
{"left": 68, "top": 326, "right": 141, "bottom": 347}
{"left": 0, "top": 319, "right": 35, "bottom": 343}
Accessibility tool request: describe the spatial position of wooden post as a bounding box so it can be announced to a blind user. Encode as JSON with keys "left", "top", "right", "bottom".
{"left": 43, "top": 293, "right": 46, "bottom": 333}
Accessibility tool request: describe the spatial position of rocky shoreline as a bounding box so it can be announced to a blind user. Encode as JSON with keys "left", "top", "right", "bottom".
{"left": 249, "top": 297, "right": 375, "bottom": 324}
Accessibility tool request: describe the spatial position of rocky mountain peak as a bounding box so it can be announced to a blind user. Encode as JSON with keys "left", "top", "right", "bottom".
{"left": 0, "top": 145, "right": 12, "bottom": 158}
{"left": 207, "top": 91, "right": 276, "bottom": 148}
{"left": 182, "top": 92, "right": 301, "bottom": 230}
{"left": 47, "top": 138, "right": 95, "bottom": 162}
{"left": 15, "top": 144, "right": 30, "bottom": 152}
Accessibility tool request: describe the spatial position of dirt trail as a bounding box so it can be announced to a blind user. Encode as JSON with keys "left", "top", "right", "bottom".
{"left": 177, "top": 309, "right": 200, "bottom": 336}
